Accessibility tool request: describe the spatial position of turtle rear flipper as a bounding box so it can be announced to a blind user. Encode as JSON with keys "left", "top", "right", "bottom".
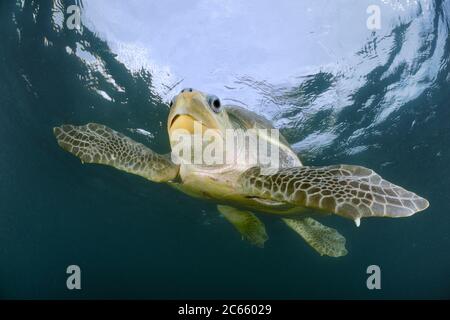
{"left": 239, "top": 165, "right": 429, "bottom": 224}
{"left": 54, "top": 123, "right": 179, "bottom": 183}
{"left": 218, "top": 205, "right": 268, "bottom": 248}
{"left": 283, "top": 217, "right": 347, "bottom": 257}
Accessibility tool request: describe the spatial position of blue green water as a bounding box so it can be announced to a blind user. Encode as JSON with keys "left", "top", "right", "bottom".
{"left": 0, "top": 0, "right": 449, "bottom": 299}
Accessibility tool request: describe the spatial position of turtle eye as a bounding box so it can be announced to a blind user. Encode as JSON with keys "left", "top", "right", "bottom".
{"left": 207, "top": 95, "right": 222, "bottom": 113}
{"left": 169, "top": 96, "right": 176, "bottom": 108}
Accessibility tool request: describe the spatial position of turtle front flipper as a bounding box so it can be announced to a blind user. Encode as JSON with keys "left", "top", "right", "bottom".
{"left": 217, "top": 205, "right": 268, "bottom": 248}
{"left": 239, "top": 165, "right": 429, "bottom": 225}
{"left": 54, "top": 123, "right": 179, "bottom": 183}
{"left": 283, "top": 217, "right": 347, "bottom": 257}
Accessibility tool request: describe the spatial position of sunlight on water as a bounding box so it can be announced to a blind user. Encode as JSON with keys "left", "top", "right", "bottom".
{"left": 78, "top": 0, "right": 449, "bottom": 158}
{"left": 0, "top": 0, "right": 448, "bottom": 299}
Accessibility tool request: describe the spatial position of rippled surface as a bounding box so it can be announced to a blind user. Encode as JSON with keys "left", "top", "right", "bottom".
{"left": 0, "top": 0, "right": 449, "bottom": 298}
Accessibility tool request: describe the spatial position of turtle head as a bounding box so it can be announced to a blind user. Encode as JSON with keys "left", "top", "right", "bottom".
{"left": 167, "top": 88, "right": 230, "bottom": 147}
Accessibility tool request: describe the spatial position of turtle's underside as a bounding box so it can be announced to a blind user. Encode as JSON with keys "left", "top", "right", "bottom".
{"left": 53, "top": 88, "right": 429, "bottom": 257}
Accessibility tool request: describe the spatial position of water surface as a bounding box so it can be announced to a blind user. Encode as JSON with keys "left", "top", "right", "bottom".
{"left": 0, "top": 0, "right": 449, "bottom": 298}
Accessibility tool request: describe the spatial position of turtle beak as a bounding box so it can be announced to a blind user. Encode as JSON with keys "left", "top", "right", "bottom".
{"left": 169, "top": 114, "right": 206, "bottom": 135}
{"left": 168, "top": 91, "right": 218, "bottom": 136}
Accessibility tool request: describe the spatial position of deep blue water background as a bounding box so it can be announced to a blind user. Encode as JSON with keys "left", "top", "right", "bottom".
{"left": 0, "top": 0, "right": 449, "bottom": 299}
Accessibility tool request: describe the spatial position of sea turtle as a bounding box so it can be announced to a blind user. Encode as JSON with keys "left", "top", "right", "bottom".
{"left": 53, "top": 88, "right": 429, "bottom": 257}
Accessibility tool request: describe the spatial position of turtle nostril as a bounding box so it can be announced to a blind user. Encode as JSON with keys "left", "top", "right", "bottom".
{"left": 181, "top": 87, "right": 194, "bottom": 93}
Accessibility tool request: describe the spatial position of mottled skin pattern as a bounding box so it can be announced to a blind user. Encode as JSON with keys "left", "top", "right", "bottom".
{"left": 53, "top": 123, "right": 178, "bottom": 182}
{"left": 239, "top": 165, "right": 429, "bottom": 223}
{"left": 217, "top": 205, "right": 268, "bottom": 248}
{"left": 53, "top": 89, "right": 429, "bottom": 257}
{"left": 283, "top": 218, "right": 347, "bottom": 257}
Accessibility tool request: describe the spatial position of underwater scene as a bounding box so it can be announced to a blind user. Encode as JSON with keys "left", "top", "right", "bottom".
{"left": 0, "top": 0, "right": 449, "bottom": 299}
